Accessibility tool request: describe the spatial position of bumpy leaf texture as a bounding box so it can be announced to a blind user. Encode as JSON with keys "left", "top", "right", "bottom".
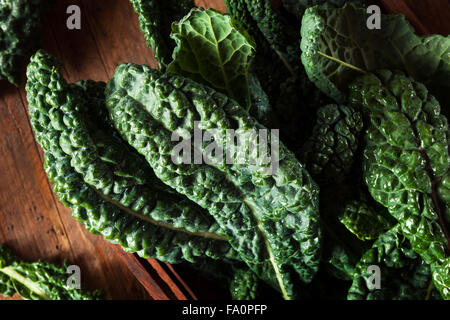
{"left": 26, "top": 50, "right": 237, "bottom": 264}
{"left": 106, "top": 63, "right": 321, "bottom": 299}
{"left": 168, "top": 9, "right": 255, "bottom": 110}
{"left": 299, "top": 104, "right": 363, "bottom": 183}
{"left": 224, "top": 0, "right": 296, "bottom": 102}
{"left": 247, "top": 72, "right": 273, "bottom": 127}
{"left": 0, "top": 0, "right": 46, "bottom": 85}
{"left": 348, "top": 227, "right": 441, "bottom": 300}
{"left": 350, "top": 70, "right": 450, "bottom": 299}
{"left": 129, "top": 0, "right": 194, "bottom": 70}
{"left": 339, "top": 192, "right": 396, "bottom": 241}
{"left": 0, "top": 245, "right": 101, "bottom": 300}
{"left": 300, "top": 4, "right": 450, "bottom": 117}
{"left": 229, "top": 267, "right": 259, "bottom": 300}
{"left": 243, "top": 0, "right": 300, "bottom": 71}
{"left": 225, "top": 0, "right": 332, "bottom": 153}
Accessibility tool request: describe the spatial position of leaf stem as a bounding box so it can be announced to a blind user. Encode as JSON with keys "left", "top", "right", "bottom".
{"left": 318, "top": 51, "right": 366, "bottom": 74}
{"left": 0, "top": 267, "right": 50, "bottom": 300}
{"left": 93, "top": 189, "right": 228, "bottom": 241}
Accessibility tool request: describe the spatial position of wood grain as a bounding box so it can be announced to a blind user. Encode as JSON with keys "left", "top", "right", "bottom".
{"left": 0, "top": 0, "right": 448, "bottom": 301}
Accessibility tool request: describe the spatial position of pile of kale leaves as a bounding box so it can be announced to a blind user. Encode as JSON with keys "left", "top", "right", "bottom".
{"left": 3, "top": 0, "right": 450, "bottom": 300}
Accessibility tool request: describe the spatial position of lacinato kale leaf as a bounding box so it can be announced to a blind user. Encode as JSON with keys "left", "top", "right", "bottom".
{"left": 0, "top": 245, "right": 101, "bottom": 300}
{"left": 247, "top": 72, "right": 274, "bottom": 127}
{"left": 130, "top": 0, "right": 194, "bottom": 70}
{"left": 168, "top": 9, "right": 255, "bottom": 110}
{"left": 299, "top": 104, "right": 363, "bottom": 183}
{"left": 348, "top": 227, "right": 441, "bottom": 300}
{"left": 229, "top": 267, "right": 260, "bottom": 300}
{"left": 350, "top": 70, "right": 450, "bottom": 299}
{"left": 0, "top": 0, "right": 46, "bottom": 85}
{"left": 26, "top": 50, "right": 237, "bottom": 264}
{"left": 106, "top": 63, "right": 321, "bottom": 299}
{"left": 243, "top": 0, "right": 300, "bottom": 73}
{"left": 339, "top": 192, "right": 396, "bottom": 241}
{"left": 300, "top": 4, "right": 450, "bottom": 115}
{"left": 224, "top": 0, "right": 297, "bottom": 102}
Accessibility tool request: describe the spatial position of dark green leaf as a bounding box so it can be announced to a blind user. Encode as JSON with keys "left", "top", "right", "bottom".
{"left": 0, "top": 245, "right": 101, "bottom": 300}
{"left": 0, "top": 0, "right": 46, "bottom": 85}
{"left": 168, "top": 8, "right": 256, "bottom": 109}
{"left": 130, "top": 0, "right": 194, "bottom": 70}
{"left": 300, "top": 4, "right": 450, "bottom": 115}
{"left": 350, "top": 70, "right": 450, "bottom": 299}
{"left": 106, "top": 62, "right": 321, "bottom": 299}
{"left": 348, "top": 227, "right": 440, "bottom": 300}
{"left": 26, "top": 50, "right": 237, "bottom": 264}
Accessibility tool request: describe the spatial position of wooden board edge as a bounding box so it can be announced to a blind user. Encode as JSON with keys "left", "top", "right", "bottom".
{"left": 111, "top": 245, "right": 196, "bottom": 300}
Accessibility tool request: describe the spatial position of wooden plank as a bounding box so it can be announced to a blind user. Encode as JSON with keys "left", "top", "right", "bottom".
{"left": 0, "top": 79, "right": 74, "bottom": 287}
{"left": 0, "top": 0, "right": 150, "bottom": 300}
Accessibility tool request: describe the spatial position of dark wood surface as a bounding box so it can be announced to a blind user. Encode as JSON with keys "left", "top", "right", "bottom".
{"left": 0, "top": 0, "right": 448, "bottom": 300}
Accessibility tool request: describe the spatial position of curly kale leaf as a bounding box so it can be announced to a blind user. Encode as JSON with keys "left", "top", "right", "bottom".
{"left": 0, "top": 245, "right": 101, "bottom": 300}
{"left": 299, "top": 104, "right": 363, "bottom": 183}
{"left": 300, "top": 4, "right": 450, "bottom": 114}
{"left": 130, "top": 0, "right": 194, "bottom": 70}
{"left": 0, "top": 0, "right": 46, "bottom": 85}
{"left": 350, "top": 70, "right": 450, "bottom": 299}
{"left": 348, "top": 227, "right": 441, "bottom": 300}
{"left": 106, "top": 63, "right": 321, "bottom": 300}
{"left": 168, "top": 9, "right": 256, "bottom": 110}
{"left": 26, "top": 50, "right": 237, "bottom": 264}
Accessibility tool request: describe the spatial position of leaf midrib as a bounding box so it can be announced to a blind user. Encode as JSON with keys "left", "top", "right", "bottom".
{"left": 93, "top": 188, "right": 227, "bottom": 241}
{"left": 0, "top": 266, "right": 50, "bottom": 300}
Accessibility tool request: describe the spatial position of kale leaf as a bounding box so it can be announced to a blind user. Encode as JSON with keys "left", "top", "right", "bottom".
{"left": 299, "top": 104, "right": 363, "bottom": 183}
{"left": 26, "top": 50, "right": 237, "bottom": 264}
{"left": 348, "top": 227, "right": 441, "bottom": 300}
{"left": 300, "top": 3, "right": 450, "bottom": 116}
{"left": 106, "top": 62, "right": 321, "bottom": 299}
{"left": 168, "top": 8, "right": 256, "bottom": 110}
{"left": 350, "top": 70, "right": 450, "bottom": 299}
{"left": 224, "top": 0, "right": 297, "bottom": 102}
{"left": 130, "top": 0, "right": 194, "bottom": 70}
{"left": 0, "top": 245, "right": 101, "bottom": 300}
{"left": 229, "top": 267, "right": 260, "bottom": 300}
{"left": 339, "top": 192, "right": 396, "bottom": 241}
{"left": 0, "top": 0, "right": 46, "bottom": 85}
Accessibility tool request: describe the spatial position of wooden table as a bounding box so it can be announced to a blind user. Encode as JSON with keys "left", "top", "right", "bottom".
{"left": 0, "top": 0, "right": 448, "bottom": 300}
